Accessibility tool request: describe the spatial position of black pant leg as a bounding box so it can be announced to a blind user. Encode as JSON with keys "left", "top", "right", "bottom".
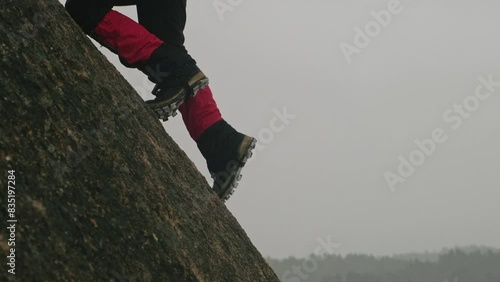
{"left": 136, "top": 0, "right": 188, "bottom": 48}
{"left": 67, "top": 0, "right": 188, "bottom": 49}
{"left": 107, "top": 0, "right": 138, "bottom": 6}
{"left": 65, "top": 0, "right": 113, "bottom": 34}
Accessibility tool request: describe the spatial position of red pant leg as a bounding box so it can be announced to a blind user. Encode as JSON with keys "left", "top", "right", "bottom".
{"left": 91, "top": 9, "right": 223, "bottom": 141}
{"left": 93, "top": 10, "right": 162, "bottom": 65}
{"left": 179, "top": 85, "right": 222, "bottom": 141}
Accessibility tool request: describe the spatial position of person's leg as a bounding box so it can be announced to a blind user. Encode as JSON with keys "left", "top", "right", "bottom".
{"left": 65, "top": 0, "right": 255, "bottom": 200}
{"left": 136, "top": 0, "right": 187, "bottom": 48}
{"left": 65, "top": 0, "right": 207, "bottom": 120}
{"left": 135, "top": 0, "right": 257, "bottom": 201}
{"left": 109, "top": 0, "right": 138, "bottom": 5}
{"left": 65, "top": 0, "right": 162, "bottom": 66}
{"left": 133, "top": 0, "right": 221, "bottom": 139}
{"left": 137, "top": 0, "right": 211, "bottom": 124}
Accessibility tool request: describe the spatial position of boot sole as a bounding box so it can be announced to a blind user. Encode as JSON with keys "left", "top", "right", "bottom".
{"left": 147, "top": 72, "right": 209, "bottom": 121}
{"left": 218, "top": 137, "right": 258, "bottom": 202}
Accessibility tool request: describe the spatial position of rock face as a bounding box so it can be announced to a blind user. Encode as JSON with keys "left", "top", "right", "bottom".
{"left": 0, "top": 1, "right": 279, "bottom": 281}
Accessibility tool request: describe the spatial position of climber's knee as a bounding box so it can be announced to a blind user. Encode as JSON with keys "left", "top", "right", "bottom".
{"left": 65, "top": 0, "right": 113, "bottom": 34}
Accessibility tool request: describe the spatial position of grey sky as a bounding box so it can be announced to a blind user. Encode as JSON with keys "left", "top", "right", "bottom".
{"left": 76, "top": 0, "right": 500, "bottom": 258}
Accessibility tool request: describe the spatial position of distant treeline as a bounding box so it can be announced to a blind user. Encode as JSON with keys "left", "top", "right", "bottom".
{"left": 267, "top": 247, "right": 500, "bottom": 282}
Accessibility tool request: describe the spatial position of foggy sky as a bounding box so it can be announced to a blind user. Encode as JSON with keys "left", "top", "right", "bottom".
{"left": 77, "top": 0, "right": 500, "bottom": 258}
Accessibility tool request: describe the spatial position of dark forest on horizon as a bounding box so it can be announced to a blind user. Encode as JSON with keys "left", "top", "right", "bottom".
{"left": 267, "top": 246, "right": 500, "bottom": 282}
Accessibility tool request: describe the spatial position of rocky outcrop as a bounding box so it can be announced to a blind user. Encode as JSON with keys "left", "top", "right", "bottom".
{"left": 0, "top": 1, "right": 279, "bottom": 281}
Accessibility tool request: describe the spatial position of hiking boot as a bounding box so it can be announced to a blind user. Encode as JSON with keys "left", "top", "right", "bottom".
{"left": 141, "top": 44, "right": 210, "bottom": 121}
{"left": 145, "top": 66, "right": 209, "bottom": 121}
{"left": 197, "top": 120, "right": 257, "bottom": 201}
